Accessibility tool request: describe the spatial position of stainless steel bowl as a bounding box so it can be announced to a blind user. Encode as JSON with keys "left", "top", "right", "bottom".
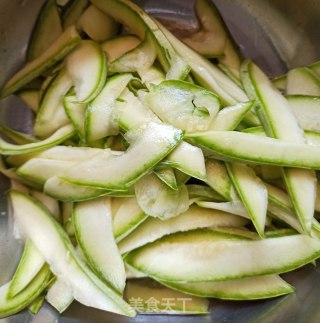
{"left": 0, "top": 0, "right": 319, "bottom": 322}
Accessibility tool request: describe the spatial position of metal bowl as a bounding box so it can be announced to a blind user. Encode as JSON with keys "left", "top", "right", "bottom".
{"left": 0, "top": 0, "right": 320, "bottom": 322}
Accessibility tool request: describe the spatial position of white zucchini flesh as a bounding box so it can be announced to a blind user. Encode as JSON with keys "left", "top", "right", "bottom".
{"left": 112, "top": 197, "right": 147, "bottom": 241}
{"left": 118, "top": 204, "right": 248, "bottom": 254}
{"left": 17, "top": 158, "right": 75, "bottom": 185}
{"left": 208, "top": 101, "right": 253, "bottom": 131}
{"left": 31, "top": 190, "right": 60, "bottom": 220}
{"left": 78, "top": 5, "right": 119, "bottom": 42}
{"left": 61, "top": 122, "right": 183, "bottom": 189}
{"left": 125, "top": 279, "right": 209, "bottom": 314}
{"left": 154, "top": 167, "right": 178, "bottom": 190}
{"left": 63, "top": 95, "right": 87, "bottom": 141}
{"left": 196, "top": 200, "right": 249, "bottom": 219}
{"left": 34, "top": 70, "right": 72, "bottom": 138}
{"left": 62, "top": 0, "right": 89, "bottom": 28}
{"left": 0, "top": 265, "right": 51, "bottom": 319}
{"left": 0, "top": 125, "right": 75, "bottom": 155}
{"left": 187, "top": 184, "right": 226, "bottom": 203}
{"left": 241, "top": 60, "right": 317, "bottom": 233}
{"left": 134, "top": 173, "right": 189, "bottom": 220}
{"left": 205, "top": 159, "right": 233, "bottom": 200}
{"left": 27, "top": 0, "right": 63, "bottom": 61}
{"left": 146, "top": 80, "right": 220, "bottom": 133}
{"left": 226, "top": 162, "right": 268, "bottom": 237}
{"left": 46, "top": 279, "right": 74, "bottom": 314}
{"left": 86, "top": 73, "right": 133, "bottom": 142}
{"left": 158, "top": 23, "right": 248, "bottom": 105}
{"left": 1, "top": 26, "right": 81, "bottom": 98}
{"left": 160, "top": 275, "right": 294, "bottom": 300}
{"left": 286, "top": 67, "right": 320, "bottom": 96}
{"left": 6, "top": 240, "right": 45, "bottom": 298}
{"left": 187, "top": 130, "right": 320, "bottom": 169}
{"left": 286, "top": 95, "right": 320, "bottom": 132}
{"left": 10, "top": 191, "right": 136, "bottom": 317}
{"left": 165, "top": 141, "right": 206, "bottom": 181}
{"left": 125, "top": 230, "right": 320, "bottom": 282}
{"left": 181, "top": 0, "right": 227, "bottom": 58}
{"left": 102, "top": 35, "right": 141, "bottom": 62}
{"left": 91, "top": 0, "right": 190, "bottom": 80}
{"left": 73, "top": 197, "right": 126, "bottom": 294}
{"left": 109, "top": 30, "right": 157, "bottom": 74}
{"left": 115, "top": 88, "right": 160, "bottom": 131}
{"left": 66, "top": 40, "right": 107, "bottom": 102}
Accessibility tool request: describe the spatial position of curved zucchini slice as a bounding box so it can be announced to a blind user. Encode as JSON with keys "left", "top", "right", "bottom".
{"left": 78, "top": 5, "right": 119, "bottom": 42}
{"left": 160, "top": 275, "right": 294, "bottom": 300}
{"left": 73, "top": 197, "right": 126, "bottom": 294}
{"left": 187, "top": 130, "right": 320, "bottom": 169}
{"left": 125, "top": 229, "right": 320, "bottom": 282}
{"left": 61, "top": 122, "right": 183, "bottom": 189}
{"left": 118, "top": 204, "right": 248, "bottom": 254}
{"left": 146, "top": 80, "right": 220, "bottom": 133}
{"left": 0, "top": 265, "right": 51, "bottom": 319}
{"left": 10, "top": 191, "right": 136, "bottom": 317}
{"left": 102, "top": 35, "right": 141, "bottom": 62}
{"left": 0, "top": 125, "right": 75, "bottom": 155}
{"left": 91, "top": 0, "right": 190, "bottom": 80}
{"left": 27, "top": 0, "right": 63, "bottom": 61}
{"left": 1, "top": 26, "right": 81, "bottom": 98}
{"left": 66, "top": 40, "right": 107, "bottom": 102}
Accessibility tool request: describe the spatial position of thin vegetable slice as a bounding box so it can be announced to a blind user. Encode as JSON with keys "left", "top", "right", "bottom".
{"left": 10, "top": 190, "right": 136, "bottom": 317}
{"left": 125, "top": 229, "right": 320, "bottom": 282}
{"left": 1, "top": 26, "right": 81, "bottom": 98}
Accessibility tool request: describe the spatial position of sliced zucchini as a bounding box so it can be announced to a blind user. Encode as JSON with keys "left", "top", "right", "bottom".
{"left": 154, "top": 167, "right": 178, "bottom": 190}
{"left": 7, "top": 240, "right": 45, "bottom": 298}
{"left": 187, "top": 130, "right": 320, "bottom": 169}
{"left": 0, "top": 265, "right": 51, "bottom": 319}
{"left": 44, "top": 176, "right": 133, "bottom": 202}
{"left": 0, "top": 124, "right": 36, "bottom": 145}
{"left": 0, "top": 125, "right": 75, "bottom": 155}
{"left": 66, "top": 40, "right": 107, "bottom": 102}
{"left": 208, "top": 101, "right": 253, "bottom": 131}
{"left": 34, "top": 69, "right": 72, "bottom": 138}
{"left": 46, "top": 278, "right": 74, "bottom": 313}
{"left": 63, "top": 95, "right": 87, "bottom": 141}
{"left": 226, "top": 162, "right": 268, "bottom": 237}
{"left": 91, "top": 0, "right": 190, "bottom": 80}
{"left": 164, "top": 141, "right": 206, "bottom": 181}
{"left": 134, "top": 173, "right": 189, "bottom": 220}
{"left": 241, "top": 60, "right": 317, "bottom": 233}
{"left": 286, "top": 67, "right": 320, "bottom": 96}
{"left": 125, "top": 229, "right": 320, "bottom": 282}
{"left": 160, "top": 275, "right": 294, "bottom": 300}
{"left": 62, "top": 0, "right": 89, "bottom": 29}
{"left": 27, "top": 0, "right": 63, "bottom": 61}
{"left": 101, "top": 35, "right": 141, "bottom": 62}
{"left": 181, "top": 0, "right": 227, "bottom": 57}
{"left": 1, "top": 26, "right": 81, "bottom": 98}
{"left": 10, "top": 191, "right": 136, "bottom": 316}
{"left": 118, "top": 204, "right": 248, "bottom": 254}
{"left": 61, "top": 122, "right": 183, "bottom": 189}
{"left": 146, "top": 80, "right": 220, "bottom": 133}
{"left": 109, "top": 30, "right": 157, "bottom": 74}
{"left": 113, "top": 197, "right": 147, "bottom": 241}
{"left": 73, "top": 197, "right": 126, "bottom": 294}
{"left": 78, "top": 5, "right": 119, "bottom": 42}
{"left": 85, "top": 73, "right": 132, "bottom": 142}
{"left": 286, "top": 95, "right": 320, "bottom": 132}
{"left": 158, "top": 23, "right": 248, "bottom": 105}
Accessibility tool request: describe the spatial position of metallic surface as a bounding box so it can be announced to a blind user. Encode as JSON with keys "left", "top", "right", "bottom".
{"left": 0, "top": 0, "right": 319, "bottom": 322}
